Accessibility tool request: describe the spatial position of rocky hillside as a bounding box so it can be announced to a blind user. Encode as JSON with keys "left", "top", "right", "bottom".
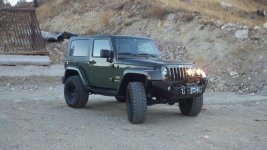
{"left": 37, "top": 0, "right": 267, "bottom": 94}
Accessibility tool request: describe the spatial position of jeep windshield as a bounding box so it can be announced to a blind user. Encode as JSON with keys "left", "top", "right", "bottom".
{"left": 114, "top": 37, "right": 160, "bottom": 58}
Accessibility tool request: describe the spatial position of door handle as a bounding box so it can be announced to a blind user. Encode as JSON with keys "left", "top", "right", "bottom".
{"left": 89, "top": 60, "right": 96, "bottom": 65}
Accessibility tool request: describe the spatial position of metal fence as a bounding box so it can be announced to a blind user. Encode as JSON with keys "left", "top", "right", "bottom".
{"left": 0, "top": 8, "right": 46, "bottom": 55}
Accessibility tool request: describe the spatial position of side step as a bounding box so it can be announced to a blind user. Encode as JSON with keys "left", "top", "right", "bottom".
{"left": 88, "top": 88, "right": 117, "bottom": 96}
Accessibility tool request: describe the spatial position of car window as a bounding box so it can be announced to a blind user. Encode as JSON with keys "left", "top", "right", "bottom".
{"left": 93, "top": 39, "right": 111, "bottom": 57}
{"left": 69, "top": 40, "right": 90, "bottom": 56}
{"left": 137, "top": 42, "right": 156, "bottom": 54}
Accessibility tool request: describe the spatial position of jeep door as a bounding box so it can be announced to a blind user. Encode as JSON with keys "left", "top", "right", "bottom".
{"left": 88, "top": 38, "right": 114, "bottom": 89}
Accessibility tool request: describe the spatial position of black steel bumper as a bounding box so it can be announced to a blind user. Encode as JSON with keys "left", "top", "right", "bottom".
{"left": 150, "top": 78, "right": 208, "bottom": 100}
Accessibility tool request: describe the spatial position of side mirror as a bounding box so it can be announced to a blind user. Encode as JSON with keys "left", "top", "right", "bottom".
{"left": 100, "top": 49, "right": 111, "bottom": 58}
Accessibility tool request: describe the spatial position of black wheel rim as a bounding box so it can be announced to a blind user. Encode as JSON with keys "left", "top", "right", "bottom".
{"left": 68, "top": 85, "right": 77, "bottom": 104}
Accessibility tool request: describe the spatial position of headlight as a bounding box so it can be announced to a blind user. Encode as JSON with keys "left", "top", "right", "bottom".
{"left": 161, "top": 66, "right": 168, "bottom": 79}
{"left": 186, "top": 68, "right": 206, "bottom": 78}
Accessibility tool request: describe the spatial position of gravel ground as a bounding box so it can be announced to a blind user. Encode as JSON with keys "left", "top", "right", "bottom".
{"left": 0, "top": 78, "right": 267, "bottom": 150}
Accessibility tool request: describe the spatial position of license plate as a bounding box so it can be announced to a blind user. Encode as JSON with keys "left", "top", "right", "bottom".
{"left": 189, "top": 86, "right": 202, "bottom": 94}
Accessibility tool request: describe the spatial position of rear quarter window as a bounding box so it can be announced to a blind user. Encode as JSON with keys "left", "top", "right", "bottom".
{"left": 69, "top": 39, "right": 91, "bottom": 56}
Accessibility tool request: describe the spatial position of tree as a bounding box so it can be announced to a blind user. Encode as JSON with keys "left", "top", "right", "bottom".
{"left": 16, "top": 0, "right": 27, "bottom": 6}
{"left": 0, "top": 0, "right": 11, "bottom": 6}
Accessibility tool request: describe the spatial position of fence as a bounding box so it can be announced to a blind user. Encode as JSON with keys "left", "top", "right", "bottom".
{"left": 0, "top": 8, "right": 47, "bottom": 55}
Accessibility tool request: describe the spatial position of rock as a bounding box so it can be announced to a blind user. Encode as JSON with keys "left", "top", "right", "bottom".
{"left": 221, "top": 23, "right": 236, "bottom": 30}
{"left": 257, "top": 9, "right": 266, "bottom": 17}
{"left": 214, "top": 20, "right": 224, "bottom": 27}
{"left": 209, "top": 77, "right": 215, "bottom": 83}
{"left": 263, "top": 22, "right": 267, "bottom": 29}
{"left": 230, "top": 71, "right": 239, "bottom": 78}
{"left": 242, "top": 26, "right": 249, "bottom": 29}
{"left": 220, "top": 2, "right": 232, "bottom": 8}
{"left": 235, "top": 29, "right": 249, "bottom": 39}
{"left": 204, "top": 135, "right": 209, "bottom": 139}
{"left": 254, "top": 26, "right": 261, "bottom": 30}
{"left": 238, "top": 90, "right": 243, "bottom": 94}
{"left": 221, "top": 25, "right": 226, "bottom": 30}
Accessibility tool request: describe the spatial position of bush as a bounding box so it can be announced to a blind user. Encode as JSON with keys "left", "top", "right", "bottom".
{"left": 143, "top": 2, "right": 172, "bottom": 20}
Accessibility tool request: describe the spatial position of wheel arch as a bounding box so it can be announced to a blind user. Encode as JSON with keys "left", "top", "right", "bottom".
{"left": 63, "top": 67, "right": 90, "bottom": 87}
{"left": 118, "top": 73, "right": 148, "bottom": 96}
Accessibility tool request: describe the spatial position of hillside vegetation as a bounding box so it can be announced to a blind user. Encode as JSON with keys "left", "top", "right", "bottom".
{"left": 36, "top": 0, "right": 267, "bottom": 94}
{"left": 37, "top": 0, "right": 266, "bottom": 27}
{"left": 161, "top": 0, "right": 266, "bottom": 27}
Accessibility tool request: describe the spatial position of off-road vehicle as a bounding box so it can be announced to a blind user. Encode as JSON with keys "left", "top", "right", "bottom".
{"left": 62, "top": 35, "right": 207, "bottom": 124}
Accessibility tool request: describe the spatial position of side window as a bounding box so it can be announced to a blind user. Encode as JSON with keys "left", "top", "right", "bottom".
{"left": 69, "top": 40, "right": 90, "bottom": 56}
{"left": 93, "top": 39, "right": 111, "bottom": 57}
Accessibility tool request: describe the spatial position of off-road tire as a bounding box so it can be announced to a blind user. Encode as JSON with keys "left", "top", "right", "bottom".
{"left": 179, "top": 94, "right": 203, "bottom": 116}
{"left": 115, "top": 96, "right": 126, "bottom": 103}
{"left": 126, "top": 82, "right": 147, "bottom": 124}
{"left": 64, "top": 76, "right": 88, "bottom": 108}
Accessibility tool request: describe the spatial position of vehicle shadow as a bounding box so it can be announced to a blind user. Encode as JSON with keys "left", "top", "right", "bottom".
{"left": 77, "top": 98, "right": 198, "bottom": 124}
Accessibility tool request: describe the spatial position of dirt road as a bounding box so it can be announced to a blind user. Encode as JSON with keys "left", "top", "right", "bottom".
{"left": 0, "top": 77, "right": 267, "bottom": 150}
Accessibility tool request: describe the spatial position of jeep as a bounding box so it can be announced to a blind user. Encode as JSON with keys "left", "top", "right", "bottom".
{"left": 62, "top": 35, "right": 208, "bottom": 124}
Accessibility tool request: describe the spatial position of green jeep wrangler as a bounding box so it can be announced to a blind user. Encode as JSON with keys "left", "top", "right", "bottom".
{"left": 62, "top": 35, "right": 207, "bottom": 124}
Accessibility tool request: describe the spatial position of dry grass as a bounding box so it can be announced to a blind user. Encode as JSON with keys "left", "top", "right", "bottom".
{"left": 37, "top": 0, "right": 266, "bottom": 27}
{"left": 160, "top": 0, "right": 267, "bottom": 27}
{"left": 37, "top": 0, "right": 74, "bottom": 22}
{"left": 37, "top": 0, "right": 64, "bottom": 21}
{"left": 82, "top": 29, "right": 97, "bottom": 36}
{"left": 101, "top": 11, "right": 115, "bottom": 26}
{"left": 143, "top": 1, "right": 172, "bottom": 20}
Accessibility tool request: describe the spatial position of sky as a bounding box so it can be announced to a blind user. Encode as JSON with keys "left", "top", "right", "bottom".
{"left": 9, "top": 0, "right": 33, "bottom": 6}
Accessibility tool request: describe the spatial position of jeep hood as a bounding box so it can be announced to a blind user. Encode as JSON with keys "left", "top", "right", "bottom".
{"left": 119, "top": 58, "right": 193, "bottom": 68}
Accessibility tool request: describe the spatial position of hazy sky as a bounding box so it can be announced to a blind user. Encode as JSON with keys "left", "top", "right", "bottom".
{"left": 9, "top": 0, "right": 33, "bottom": 6}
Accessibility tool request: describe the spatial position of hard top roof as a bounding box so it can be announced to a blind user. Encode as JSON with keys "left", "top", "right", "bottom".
{"left": 70, "top": 34, "right": 152, "bottom": 40}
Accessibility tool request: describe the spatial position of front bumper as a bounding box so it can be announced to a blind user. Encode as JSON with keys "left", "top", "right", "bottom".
{"left": 150, "top": 78, "right": 208, "bottom": 100}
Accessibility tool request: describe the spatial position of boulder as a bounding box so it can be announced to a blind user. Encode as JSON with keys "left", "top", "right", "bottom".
{"left": 220, "top": 2, "right": 232, "bottom": 8}
{"left": 254, "top": 26, "right": 261, "bottom": 30}
{"left": 263, "top": 22, "right": 267, "bottom": 29}
{"left": 235, "top": 29, "right": 249, "bottom": 39}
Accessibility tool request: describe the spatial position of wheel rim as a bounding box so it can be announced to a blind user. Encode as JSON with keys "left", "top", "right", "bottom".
{"left": 68, "top": 85, "right": 77, "bottom": 104}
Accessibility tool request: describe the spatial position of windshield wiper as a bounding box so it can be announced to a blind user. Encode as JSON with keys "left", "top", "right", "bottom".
{"left": 117, "top": 52, "right": 138, "bottom": 58}
{"left": 136, "top": 53, "right": 157, "bottom": 58}
{"left": 118, "top": 52, "right": 137, "bottom": 56}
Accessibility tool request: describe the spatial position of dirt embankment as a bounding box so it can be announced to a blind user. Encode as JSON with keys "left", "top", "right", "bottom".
{"left": 37, "top": 0, "right": 267, "bottom": 94}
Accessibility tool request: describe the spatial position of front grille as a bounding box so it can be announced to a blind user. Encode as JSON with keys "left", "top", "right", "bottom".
{"left": 168, "top": 67, "right": 187, "bottom": 81}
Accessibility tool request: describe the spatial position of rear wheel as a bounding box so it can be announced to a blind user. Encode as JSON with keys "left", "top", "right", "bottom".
{"left": 64, "top": 76, "right": 89, "bottom": 108}
{"left": 179, "top": 94, "right": 203, "bottom": 116}
{"left": 126, "top": 82, "right": 147, "bottom": 124}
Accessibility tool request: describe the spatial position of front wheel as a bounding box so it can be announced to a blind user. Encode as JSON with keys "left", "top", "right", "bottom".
{"left": 126, "top": 82, "right": 147, "bottom": 124}
{"left": 64, "top": 76, "right": 89, "bottom": 108}
{"left": 179, "top": 94, "right": 203, "bottom": 116}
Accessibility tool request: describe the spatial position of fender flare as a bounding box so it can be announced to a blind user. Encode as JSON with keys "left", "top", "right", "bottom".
{"left": 122, "top": 69, "right": 163, "bottom": 81}
{"left": 117, "top": 69, "right": 163, "bottom": 95}
{"left": 63, "top": 67, "right": 90, "bottom": 87}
